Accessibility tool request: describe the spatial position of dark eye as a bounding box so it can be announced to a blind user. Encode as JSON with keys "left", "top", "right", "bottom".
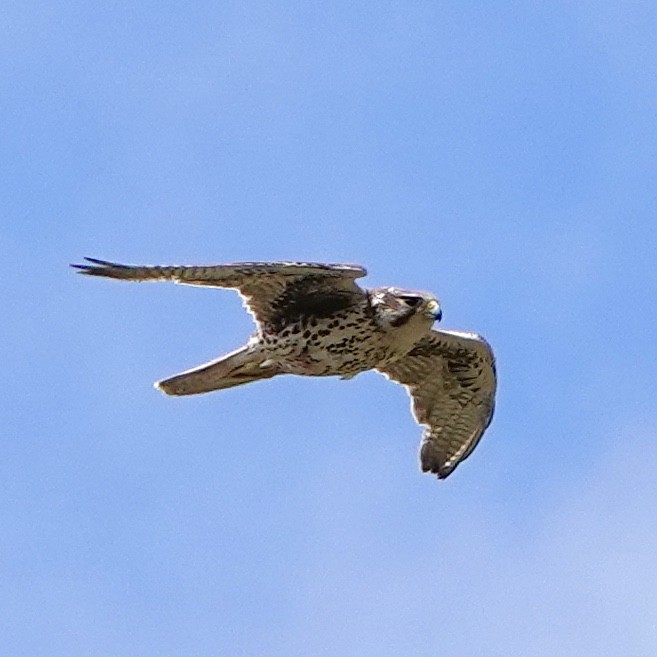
{"left": 402, "top": 296, "right": 421, "bottom": 307}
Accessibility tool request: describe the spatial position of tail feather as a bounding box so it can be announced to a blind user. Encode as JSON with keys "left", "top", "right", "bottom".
{"left": 156, "top": 346, "right": 278, "bottom": 396}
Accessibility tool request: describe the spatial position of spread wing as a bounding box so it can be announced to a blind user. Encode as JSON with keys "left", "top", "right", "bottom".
{"left": 377, "top": 329, "right": 496, "bottom": 479}
{"left": 72, "top": 258, "right": 367, "bottom": 327}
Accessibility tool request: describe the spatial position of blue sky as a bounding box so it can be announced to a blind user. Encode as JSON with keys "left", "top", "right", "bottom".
{"left": 3, "top": 2, "right": 657, "bottom": 655}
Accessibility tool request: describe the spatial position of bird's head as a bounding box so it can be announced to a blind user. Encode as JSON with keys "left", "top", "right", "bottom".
{"left": 370, "top": 287, "right": 442, "bottom": 330}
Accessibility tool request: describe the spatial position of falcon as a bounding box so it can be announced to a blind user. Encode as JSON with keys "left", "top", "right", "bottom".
{"left": 73, "top": 258, "right": 496, "bottom": 478}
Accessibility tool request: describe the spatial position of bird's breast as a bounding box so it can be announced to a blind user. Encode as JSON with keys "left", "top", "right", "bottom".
{"left": 261, "top": 311, "right": 386, "bottom": 376}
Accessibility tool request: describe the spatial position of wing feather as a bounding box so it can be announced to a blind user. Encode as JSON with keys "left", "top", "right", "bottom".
{"left": 71, "top": 258, "right": 367, "bottom": 326}
{"left": 377, "top": 329, "right": 496, "bottom": 479}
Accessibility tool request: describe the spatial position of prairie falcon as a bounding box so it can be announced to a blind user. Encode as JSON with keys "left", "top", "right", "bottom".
{"left": 73, "top": 258, "right": 496, "bottom": 478}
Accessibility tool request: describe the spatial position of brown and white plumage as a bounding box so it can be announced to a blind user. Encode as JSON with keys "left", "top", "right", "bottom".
{"left": 73, "top": 257, "right": 496, "bottom": 479}
{"left": 377, "top": 330, "right": 496, "bottom": 478}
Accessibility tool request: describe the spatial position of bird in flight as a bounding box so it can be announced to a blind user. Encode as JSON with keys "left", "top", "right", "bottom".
{"left": 73, "top": 258, "right": 496, "bottom": 478}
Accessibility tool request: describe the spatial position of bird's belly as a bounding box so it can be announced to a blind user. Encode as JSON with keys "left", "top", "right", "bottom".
{"left": 276, "top": 334, "right": 385, "bottom": 377}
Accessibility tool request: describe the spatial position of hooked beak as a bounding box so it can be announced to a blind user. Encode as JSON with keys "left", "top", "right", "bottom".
{"left": 424, "top": 299, "right": 442, "bottom": 322}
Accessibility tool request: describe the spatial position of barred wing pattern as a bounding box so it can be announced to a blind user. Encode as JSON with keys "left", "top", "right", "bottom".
{"left": 378, "top": 330, "right": 496, "bottom": 478}
{"left": 72, "top": 258, "right": 367, "bottom": 326}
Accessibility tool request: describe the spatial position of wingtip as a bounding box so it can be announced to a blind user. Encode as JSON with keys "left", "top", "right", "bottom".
{"left": 70, "top": 257, "right": 109, "bottom": 274}
{"left": 420, "top": 444, "right": 455, "bottom": 479}
{"left": 421, "top": 462, "right": 452, "bottom": 480}
{"left": 70, "top": 256, "right": 136, "bottom": 278}
{"left": 70, "top": 261, "right": 93, "bottom": 274}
